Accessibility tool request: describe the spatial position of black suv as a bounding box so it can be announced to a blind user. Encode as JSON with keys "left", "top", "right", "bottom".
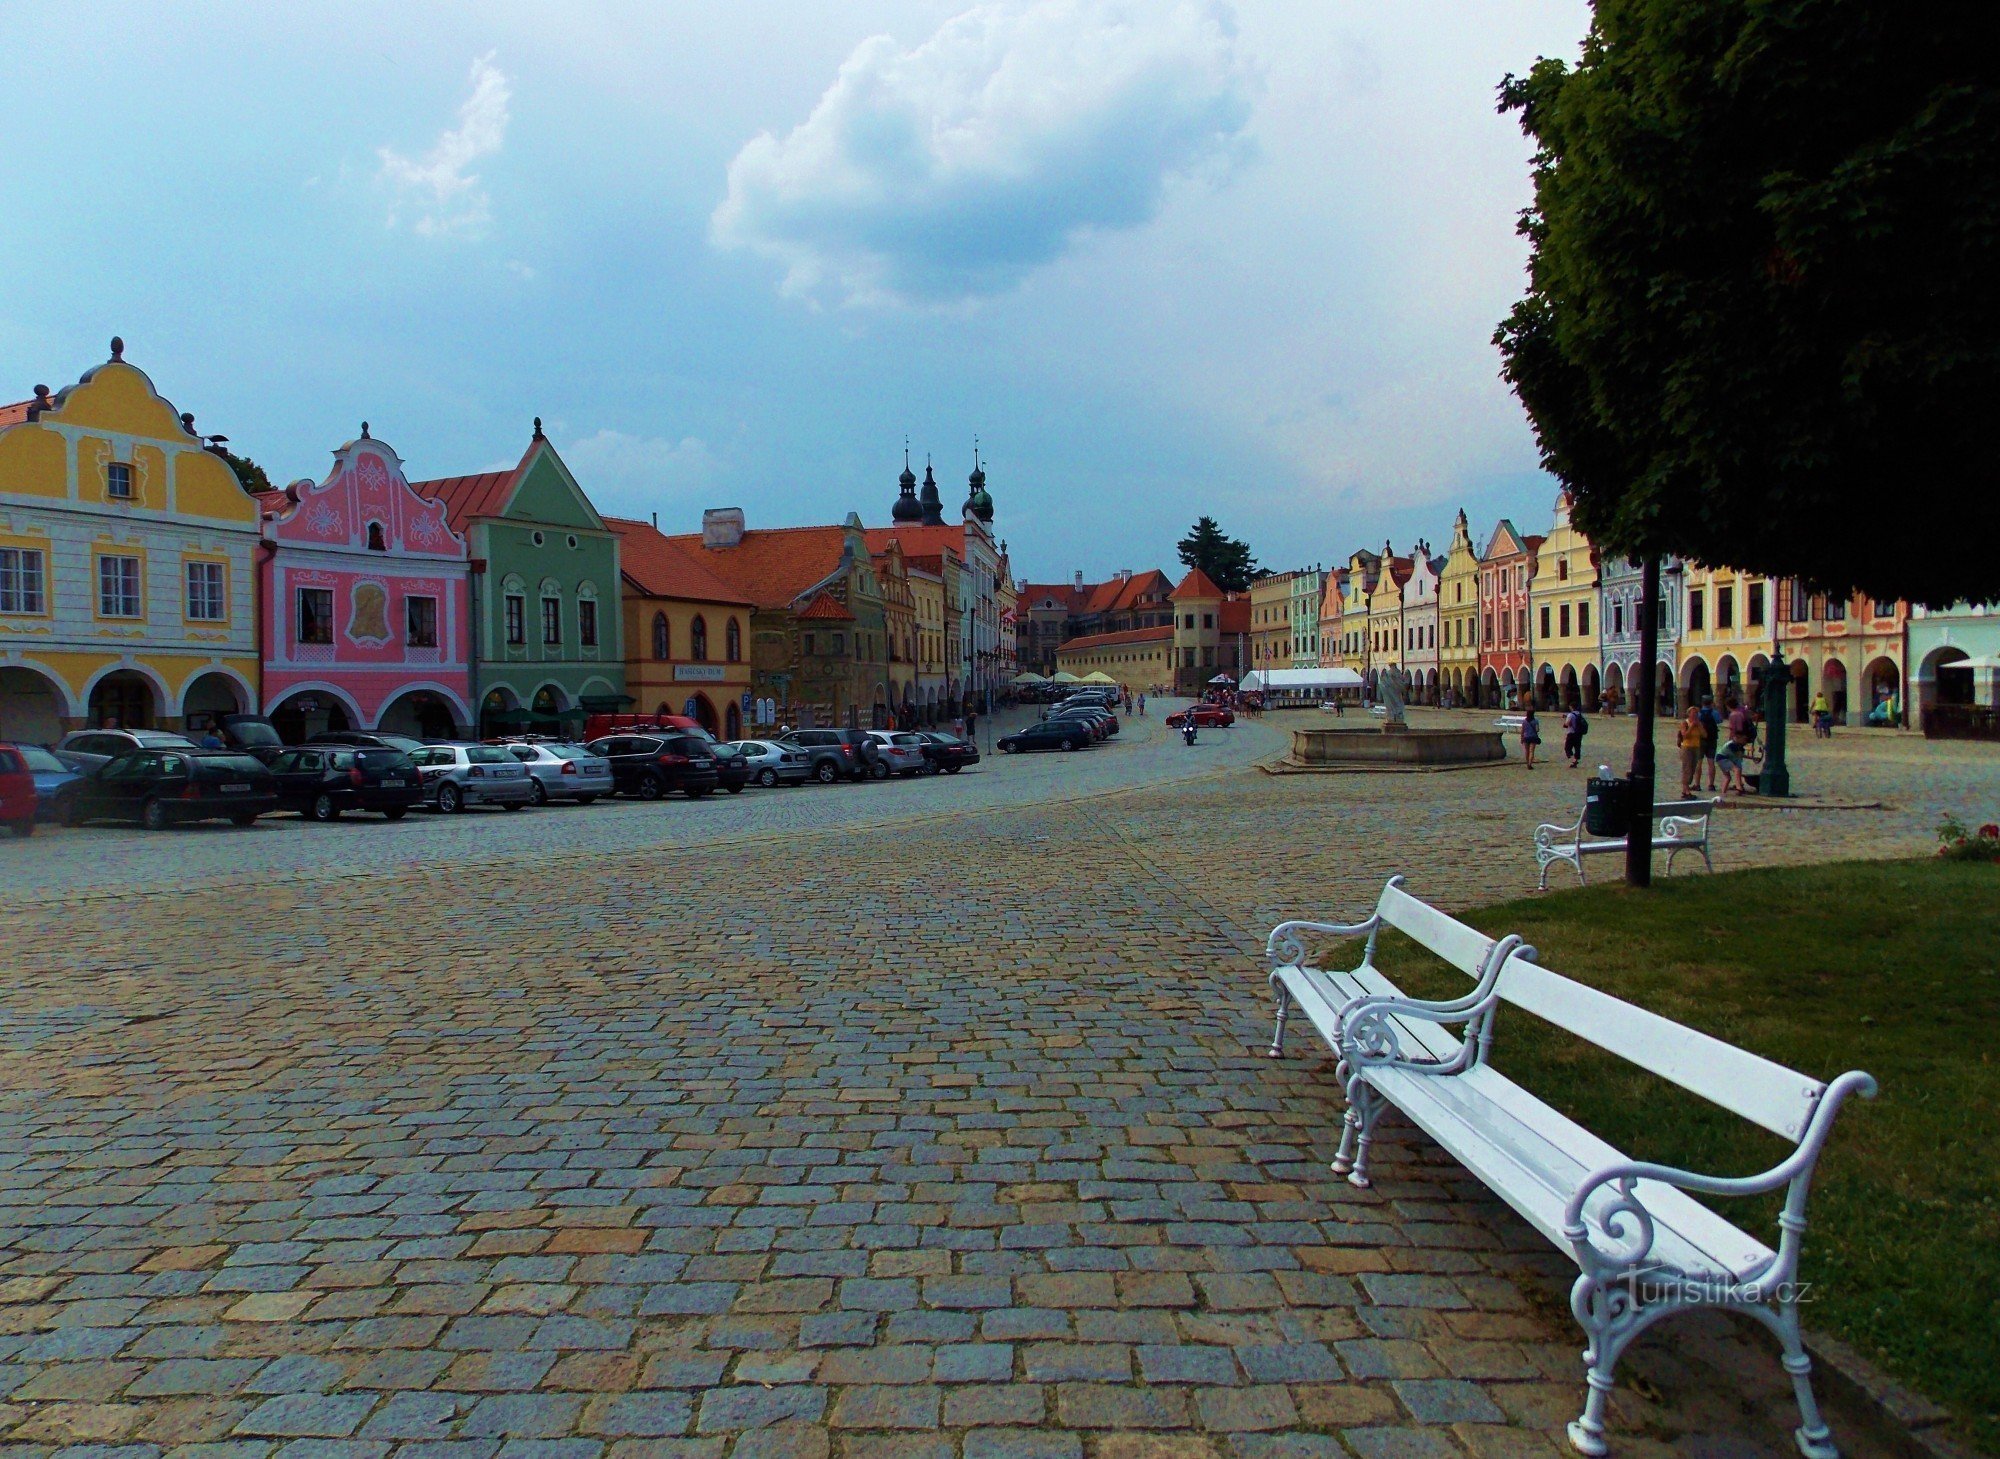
{"left": 585, "top": 733, "right": 720, "bottom": 800}
{"left": 63, "top": 750, "right": 277, "bottom": 830}
{"left": 307, "top": 730, "right": 429, "bottom": 754}
{"left": 915, "top": 731, "right": 980, "bottom": 774}
{"left": 268, "top": 746, "right": 423, "bottom": 821}
{"left": 781, "top": 728, "right": 884, "bottom": 784}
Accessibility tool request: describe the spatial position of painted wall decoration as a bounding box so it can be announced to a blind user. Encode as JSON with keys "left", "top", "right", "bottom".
{"left": 259, "top": 428, "right": 474, "bottom": 737}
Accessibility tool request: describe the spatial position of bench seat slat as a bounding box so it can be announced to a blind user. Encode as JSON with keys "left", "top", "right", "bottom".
{"left": 1275, "top": 964, "right": 1464, "bottom": 1066}
{"left": 1369, "top": 1059, "right": 1774, "bottom": 1279}
{"left": 1493, "top": 962, "right": 1824, "bottom": 1140}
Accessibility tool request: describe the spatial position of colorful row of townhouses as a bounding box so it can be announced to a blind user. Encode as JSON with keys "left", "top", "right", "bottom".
{"left": 0, "top": 342, "right": 1018, "bottom": 744}
{"left": 1025, "top": 492, "right": 1997, "bottom": 733}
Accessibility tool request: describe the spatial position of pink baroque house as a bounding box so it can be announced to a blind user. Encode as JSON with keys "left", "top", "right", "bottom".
{"left": 258, "top": 427, "right": 473, "bottom": 742}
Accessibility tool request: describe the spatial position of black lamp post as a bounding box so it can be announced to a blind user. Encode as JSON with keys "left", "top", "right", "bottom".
{"left": 1760, "top": 647, "right": 1792, "bottom": 797}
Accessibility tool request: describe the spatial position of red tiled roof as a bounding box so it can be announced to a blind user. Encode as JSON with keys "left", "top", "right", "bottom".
{"left": 0, "top": 399, "right": 34, "bottom": 428}
{"left": 1060, "top": 625, "right": 1172, "bottom": 651}
{"left": 659, "top": 523, "right": 851, "bottom": 610}
{"left": 253, "top": 487, "right": 295, "bottom": 519}
{"left": 1171, "top": 567, "right": 1224, "bottom": 601}
{"left": 407, "top": 441, "right": 535, "bottom": 533}
{"left": 796, "top": 591, "right": 855, "bottom": 622}
{"left": 607, "top": 518, "right": 757, "bottom": 606}
{"left": 862, "top": 524, "right": 966, "bottom": 562}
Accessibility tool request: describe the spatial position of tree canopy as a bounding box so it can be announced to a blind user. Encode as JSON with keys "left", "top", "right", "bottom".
{"left": 220, "top": 450, "right": 273, "bottom": 496}
{"left": 1494, "top": 0, "right": 1998, "bottom": 606}
{"left": 1176, "top": 515, "right": 1262, "bottom": 593}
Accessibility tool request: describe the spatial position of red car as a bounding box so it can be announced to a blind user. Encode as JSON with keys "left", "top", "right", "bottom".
{"left": 0, "top": 743, "right": 34, "bottom": 838}
{"left": 1166, "top": 704, "right": 1235, "bottom": 729}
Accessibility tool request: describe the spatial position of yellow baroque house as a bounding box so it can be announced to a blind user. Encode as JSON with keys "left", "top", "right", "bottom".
{"left": 0, "top": 340, "right": 262, "bottom": 740}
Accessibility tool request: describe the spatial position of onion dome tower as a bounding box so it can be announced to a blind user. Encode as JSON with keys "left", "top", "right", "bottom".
{"left": 964, "top": 439, "right": 994, "bottom": 523}
{"left": 918, "top": 456, "right": 945, "bottom": 526}
{"left": 891, "top": 442, "right": 922, "bottom": 523}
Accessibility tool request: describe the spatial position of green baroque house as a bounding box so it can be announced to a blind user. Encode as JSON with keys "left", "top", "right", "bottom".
{"left": 411, "top": 421, "right": 625, "bottom": 736}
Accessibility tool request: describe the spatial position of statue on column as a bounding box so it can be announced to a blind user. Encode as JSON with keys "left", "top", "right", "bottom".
{"left": 1378, "top": 666, "right": 1410, "bottom": 727}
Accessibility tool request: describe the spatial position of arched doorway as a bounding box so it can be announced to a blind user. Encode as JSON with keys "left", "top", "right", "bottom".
{"left": 1863, "top": 656, "right": 1901, "bottom": 725}
{"left": 1790, "top": 658, "right": 1810, "bottom": 723}
{"left": 1746, "top": 654, "right": 1770, "bottom": 711}
{"left": 181, "top": 670, "right": 247, "bottom": 734}
{"left": 1655, "top": 661, "right": 1676, "bottom": 716}
{"left": 725, "top": 702, "right": 742, "bottom": 740}
{"left": 272, "top": 689, "right": 355, "bottom": 744}
{"left": 0, "top": 665, "right": 69, "bottom": 743}
{"left": 1580, "top": 663, "right": 1599, "bottom": 712}
{"left": 1538, "top": 665, "right": 1559, "bottom": 710}
{"left": 1714, "top": 655, "right": 1741, "bottom": 706}
{"left": 1498, "top": 668, "right": 1516, "bottom": 709}
{"left": 688, "top": 692, "right": 719, "bottom": 736}
{"left": 1681, "top": 656, "right": 1712, "bottom": 710}
{"left": 1822, "top": 660, "right": 1848, "bottom": 723}
{"left": 479, "top": 686, "right": 520, "bottom": 740}
{"left": 89, "top": 669, "right": 162, "bottom": 730}
{"left": 1920, "top": 647, "right": 1972, "bottom": 714}
{"left": 1481, "top": 667, "right": 1499, "bottom": 710}
{"left": 381, "top": 689, "right": 462, "bottom": 741}
{"left": 1623, "top": 663, "right": 1644, "bottom": 715}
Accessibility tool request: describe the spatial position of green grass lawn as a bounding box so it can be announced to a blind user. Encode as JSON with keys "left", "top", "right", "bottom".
{"left": 1373, "top": 859, "right": 1999, "bottom": 1452}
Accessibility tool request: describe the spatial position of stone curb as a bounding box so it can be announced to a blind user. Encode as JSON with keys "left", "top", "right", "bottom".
{"left": 1716, "top": 793, "right": 1886, "bottom": 811}
{"left": 1802, "top": 1328, "right": 1979, "bottom": 1459}
{"left": 1258, "top": 757, "right": 1514, "bottom": 776}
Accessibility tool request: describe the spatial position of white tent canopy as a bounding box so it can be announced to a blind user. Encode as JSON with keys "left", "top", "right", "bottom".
{"left": 1241, "top": 667, "right": 1364, "bottom": 692}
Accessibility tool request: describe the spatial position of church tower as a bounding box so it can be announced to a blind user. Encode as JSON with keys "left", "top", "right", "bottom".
{"left": 890, "top": 445, "right": 921, "bottom": 523}
{"left": 963, "top": 442, "right": 994, "bottom": 523}
{"left": 918, "top": 458, "right": 945, "bottom": 526}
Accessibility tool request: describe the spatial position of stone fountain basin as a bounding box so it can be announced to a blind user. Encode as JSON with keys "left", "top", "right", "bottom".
{"left": 1287, "top": 725, "right": 1507, "bottom": 768}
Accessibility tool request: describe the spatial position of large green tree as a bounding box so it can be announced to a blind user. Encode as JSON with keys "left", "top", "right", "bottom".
{"left": 1176, "top": 516, "right": 1262, "bottom": 593}
{"left": 1494, "top": 0, "right": 1998, "bottom": 605}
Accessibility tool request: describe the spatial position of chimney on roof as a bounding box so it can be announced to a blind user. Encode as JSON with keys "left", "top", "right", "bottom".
{"left": 1074, "top": 569, "right": 1084, "bottom": 590}
{"left": 651, "top": 511, "right": 658, "bottom": 529}
{"left": 702, "top": 506, "right": 746, "bottom": 550}
{"left": 25, "top": 384, "right": 51, "bottom": 422}
{"left": 1117, "top": 568, "right": 1132, "bottom": 582}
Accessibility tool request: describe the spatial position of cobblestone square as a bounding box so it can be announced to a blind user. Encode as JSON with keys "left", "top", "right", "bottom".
{"left": 2, "top": 707, "right": 1993, "bottom": 1458}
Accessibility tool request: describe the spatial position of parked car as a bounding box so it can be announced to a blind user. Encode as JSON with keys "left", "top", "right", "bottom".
{"left": 1047, "top": 708, "right": 1116, "bottom": 740}
{"left": 267, "top": 746, "right": 423, "bottom": 821}
{"left": 1165, "top": 704, "right": 1234, "bottom": 729}
{"left": 202, "top": 713, "right": 288, "bottom": 764}
{"left": 499, "top": 741, "right": 614, "bottom": 804}
{"left": 584, "top": 733, "right": 720, "bottom": 800}
{"left": 723, "top": 739, "right": 809, "bottom": 787}
{"left": 999, "top": 720, "right": 1093, "bottom": 753}
{"left": 55, "top": 728, "right": 201, "bottom": 773}
{"left": 914, "top": 731, "right": 979, "bottom": 774}
{"left": 407, "top": 743, "right": 536, "bottom": 813}
{"left": 62, "top": 750, "right": 277, "bottom": 830}
{"left": 781, "top": 728, "right": 885, "bottom": 784}
{"left": 0, "top": 744, "right": 36, "bottom": 838}
{"left": 709, "top": 743, "right": 753, "bottom": 794}
{"left": 6, "top": 743, "right": 85, "bottom": 824}
{"left": 307, "top": 730, "right": 430, "bottom": 754}
{"left": 864, "top": 730, "right": 934, "bottom": 777}
{"left": 582, "top": 711, "right": 714, "bottom": 745}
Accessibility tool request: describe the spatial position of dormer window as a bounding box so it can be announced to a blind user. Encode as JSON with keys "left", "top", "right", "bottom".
{"left": 107, "top": 462, "right": 133, "bottom": 499}
{"left": 367, "top": 522, "right": 387, "bottom": 551}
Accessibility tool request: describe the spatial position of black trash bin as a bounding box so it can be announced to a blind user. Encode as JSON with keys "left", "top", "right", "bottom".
{"left": 1584, "top": 775, "right": 1633, "bottom": 837}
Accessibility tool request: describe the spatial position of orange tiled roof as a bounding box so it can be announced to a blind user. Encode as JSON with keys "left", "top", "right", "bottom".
{"left": 659, "top": 523, "right": 851, "bottom": 610}
{"left": 0, "top": 399, "right": 34, "bottom": 428}
{"left": 797, "top": 591, "right": 855, "bottom": 622}
{"left": 1171, "top": 567, "right": 1224, "bottom": 601}
{"left": 1060, "top": 624, "right": 1172, "bottom": 651}
{"left": 607, "top": 518, "right": 758, "bottom": 606}
{"left": 1019, "top": 582, "right": 1089, "bottom": 613}
{"left": 407, "top": 442, "right": 534, "bottom": 534}
{"left": 862, "top": 524, "right": 966, "bottom": 562}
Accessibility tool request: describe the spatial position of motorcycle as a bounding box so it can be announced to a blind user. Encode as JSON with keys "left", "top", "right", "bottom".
{"left": 1182, "top": 721, "right": 1198, "bottom": 747}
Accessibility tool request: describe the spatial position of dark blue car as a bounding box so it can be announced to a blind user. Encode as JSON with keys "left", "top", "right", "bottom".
{"left": 16, "top": 744, "right": 83, "bottom": 820}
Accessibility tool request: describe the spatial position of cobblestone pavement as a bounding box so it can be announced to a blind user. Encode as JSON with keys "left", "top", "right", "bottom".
{"left": 1, "top": 714, "right": 1993, "bottom": 1459}
{"left": 0, "top": 704, "right": 1288, "bottom": 900}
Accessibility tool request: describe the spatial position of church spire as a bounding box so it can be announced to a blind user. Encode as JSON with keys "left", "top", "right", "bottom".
{"left": 891, "top": 438, "right": 921, "bottom": 522}
{"left": 918, "top": 454, "right": 945, "bottom": 525}
{"left": 964, "top": 436, "right": 994, "bottom": 523}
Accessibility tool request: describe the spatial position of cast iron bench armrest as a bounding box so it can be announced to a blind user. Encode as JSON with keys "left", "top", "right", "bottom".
{"left": 1332, "top": 935, "right": 1527, "bottom": 1074}
{"left": 1265, "top": 914, "right": 1381, "bottom": 969}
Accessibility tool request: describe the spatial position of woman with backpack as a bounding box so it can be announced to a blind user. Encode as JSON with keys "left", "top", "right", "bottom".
{"left": 1562, "top": 704, "right": 1589, "bottom": 768}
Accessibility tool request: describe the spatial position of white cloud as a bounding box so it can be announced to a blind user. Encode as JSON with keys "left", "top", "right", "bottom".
{"left": 711, "top": 0, "right": 1254, "bottom": 305}
{"left": 563, "top": 430, "right": 720, "bottom": 512}
{"left": 379, "top": 53, "right": 511, "bottom": 238}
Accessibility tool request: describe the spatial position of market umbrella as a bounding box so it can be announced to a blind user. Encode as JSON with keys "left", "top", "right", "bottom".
{"left": 1208, "top": 674, "right": 1237, "bottom": 685}
{"left": 1049, "top": 670, "right": 1081, "bottom": 683}
{"left": 1010, "top": 671, "right": 1046, "bottom": 684}
{"left": 1082, "top": 671, "right": 1117, "bottom": 684}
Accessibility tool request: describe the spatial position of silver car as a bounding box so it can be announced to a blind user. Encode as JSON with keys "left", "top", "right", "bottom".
{"left": 865, "top": 730, "right": 934, "bottom": 777}
{"left": 501, "top": 741, "right": 614, "bottom": 804}
{"left": 56, "top": 728, "right": 201, "bottom": 772}
{"left": 725, "top": 739, "right": 810, "bottom": 787}
{"left": 408, "top": 743, "right": 536, "bottom": 813}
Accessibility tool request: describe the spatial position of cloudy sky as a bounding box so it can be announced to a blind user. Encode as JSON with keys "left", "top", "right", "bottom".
{"left": 0, "top": 1, "right": 1589, "bottom": 581}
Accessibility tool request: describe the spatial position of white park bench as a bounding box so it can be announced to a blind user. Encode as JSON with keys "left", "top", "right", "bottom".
{"left": 1495, "top": 713, "right": 1526, "bottom": 734}
{"left": 1535, "top": 795, "right": 1719, "bottom": 889}
{"left": 1265, "top": 876, "right": 1876, "bottom": 1458}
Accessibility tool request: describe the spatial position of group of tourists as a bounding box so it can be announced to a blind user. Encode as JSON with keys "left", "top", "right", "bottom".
{"left": 1515, "top": 703, "right": 1595, "bottom": 770}
{"left": 1676, "top": 695, "right": 1762, "bottom": 796}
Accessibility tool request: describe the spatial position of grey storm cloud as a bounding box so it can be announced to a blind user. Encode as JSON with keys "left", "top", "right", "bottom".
{"left": 711, "top": 0, "right": 1255, "bottom": 305}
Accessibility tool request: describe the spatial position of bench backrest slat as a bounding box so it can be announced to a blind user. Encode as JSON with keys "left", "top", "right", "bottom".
{"left": 1377, "top": 882, "right": 1495, "bottom": 979}
{"left": 1650, "top": 798, "right": 1716, "bottom": 819}
{"left": 1492, "top": 953, "right": 1824, "bottom": 1141}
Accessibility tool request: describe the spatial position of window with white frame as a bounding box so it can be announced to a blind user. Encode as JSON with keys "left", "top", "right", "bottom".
{"left": 185, "top": 561, "right": 226, "bottom": 621}
{"left": 297, "top": 586, "right": 334, "bottom": 643}
{"left": 106, "top": 462, "right": 134, "bottom": 499}
{"left": 98, "top": 555, "right": 142, "bottom": 617}
{"left": 406, "top": 594, "right": 439, "bottom": 648}
{"left": 0, "top": 547, "right": 46, "bottom": 614}
{"left": 541, "top": 595, "right": 562, "bottom": 646}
